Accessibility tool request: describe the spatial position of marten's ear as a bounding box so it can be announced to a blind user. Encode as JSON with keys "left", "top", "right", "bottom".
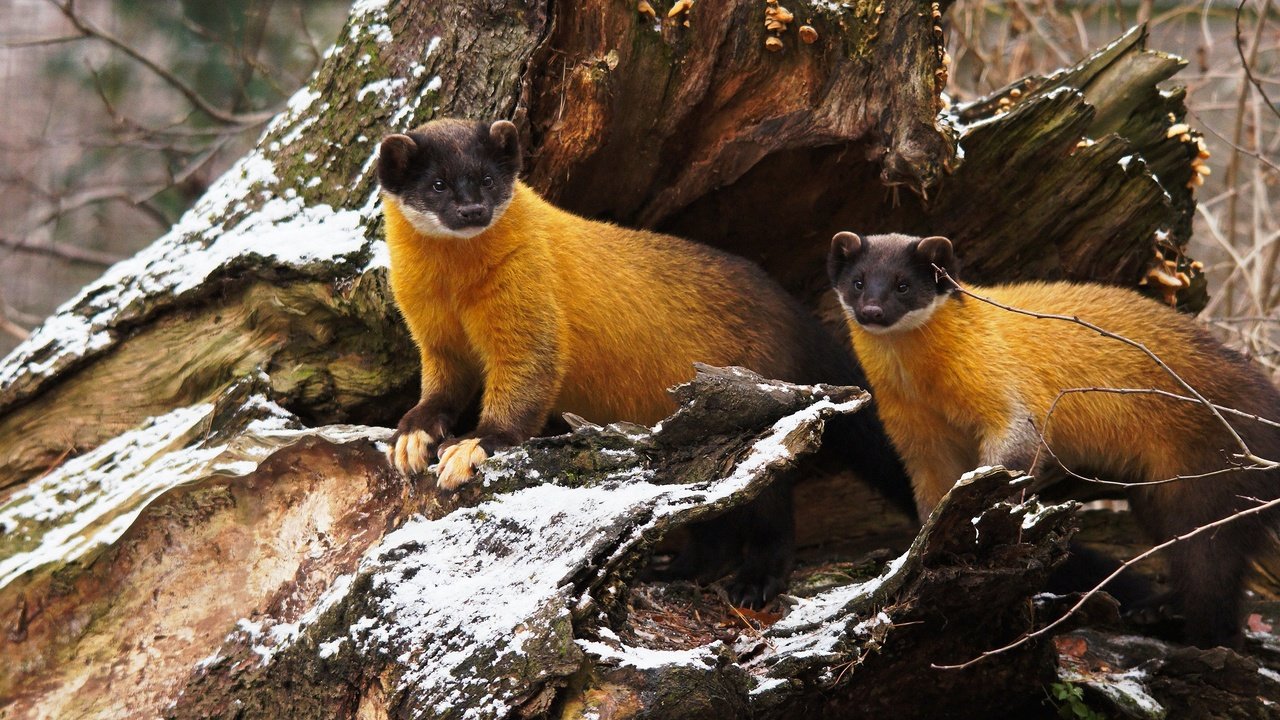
{"left": 828, "top": 232, "right": 864, "bottom": 284}
{"left": 489, "top": 120, "right": 522, "bottom": 172}
{"left": 915, "top": 235, "right": 958, "bottom": 286}
{"left": 378, "top": 134, "right": 418, "bottom": 192}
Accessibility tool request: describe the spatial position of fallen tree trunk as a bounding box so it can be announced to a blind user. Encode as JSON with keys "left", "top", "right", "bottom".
{"left": 0, "top": 366, "right": 1077, "bottom": 718}
{"left": 0, "top": 0, "right": 1254, "bottom": 717}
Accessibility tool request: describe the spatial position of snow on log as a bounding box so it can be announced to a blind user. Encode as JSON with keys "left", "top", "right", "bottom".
{"left": 165, "top": 366, "right": 872, "bottom": 718}
{"left": 0, "top": 372, "right": 399, "bottom": 717}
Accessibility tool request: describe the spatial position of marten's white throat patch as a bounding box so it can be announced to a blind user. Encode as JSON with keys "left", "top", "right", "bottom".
{"left": 394, "top": 196, "right": 513, "bottom": 240}
{"left": 854, "top": 293, "right": 950, "bottom": 335}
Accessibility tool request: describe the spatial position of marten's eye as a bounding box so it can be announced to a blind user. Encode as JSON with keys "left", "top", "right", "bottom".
{"left": 896, "top": 281, "right": 910, "bottom": 294}
{"left": 481, "top": 176, "right": 494, "bottom": 188}
{"left": 431, "top": 179, "right": 447, "bottom": 193}
{"left": 852, "top": 279, "right": 864, "bottom": 291}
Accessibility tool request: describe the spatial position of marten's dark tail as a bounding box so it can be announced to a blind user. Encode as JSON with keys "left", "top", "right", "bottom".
{"left": 1128, "top": 435, "right": 1280, "bottom": 649}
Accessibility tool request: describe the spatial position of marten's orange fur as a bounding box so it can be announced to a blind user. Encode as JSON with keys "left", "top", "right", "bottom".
{"left": 385, "top": 182, "right": 845, "bottom": 488}
{"left": 829, "top": 231, "right": 1280, "bottom": 647}
{"left": 848, "top": 281, "right": 1250, "bottom": 515}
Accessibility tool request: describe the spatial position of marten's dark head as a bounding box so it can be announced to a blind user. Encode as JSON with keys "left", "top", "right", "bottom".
{"left": 377, "top": 119, "right": 521, "bottom": 239}
{"left": 828, "top": 232, "right": 960, "bottom": 334}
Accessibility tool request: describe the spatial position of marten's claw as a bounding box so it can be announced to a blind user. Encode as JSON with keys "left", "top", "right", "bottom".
{"left": 435, "top": 439, "right": 489, "bottom": 490}
{"left": 389, "top": 429, "right": 438, "bottom": 475}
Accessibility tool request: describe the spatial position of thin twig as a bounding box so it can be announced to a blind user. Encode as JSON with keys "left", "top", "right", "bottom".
{"left": 1037, "top": 431, "right": 1256, "bottom": 488}
{"left": 943, "top": 273, "right": 1278, "bottom": 469}
{"left": 1052, "top": 386, "right": 1280, "bottom": 431}
{"left": 0, "top": 235, "right": 120, "bottom": 268}
{"left": 46, "top": 0, "right": 276, "bottom": 126}
{"left": 1, "top": 35, "right": 83, "bottom": 48}
{"left": 934, "top": 492, "right": 1280, "bottom": 670}
{"left": 0, "top": 286, "right": 30, "bottom": 342}
{"left": 1187, "top": 108, "right": 1280, "bottom": 173}
{"left": 1236, "top": 0, "right": 1280, "bottom": 123}
{"left": 1031, "top": 386, "right": 1277, "bottom": 488}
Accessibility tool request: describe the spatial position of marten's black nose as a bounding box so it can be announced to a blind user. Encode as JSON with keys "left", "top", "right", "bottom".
{"left": 457, "top": 204, "right": 489, "bottom": 225}
{"left": 859, "top": 305, "right": 885, "bottom": 324}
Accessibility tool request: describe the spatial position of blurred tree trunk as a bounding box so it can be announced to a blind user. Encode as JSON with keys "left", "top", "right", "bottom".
{"left": 0, "top": 1, "right": 1239, "bottom": 718}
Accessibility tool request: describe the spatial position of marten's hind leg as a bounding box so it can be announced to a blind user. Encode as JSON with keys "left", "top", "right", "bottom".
{"left": 726, "top": 480, "right": 796, "bottom": 608}
{"left": 1130, "top": 479, "right": 1266, "bottom": 649}
{"left": 1171, "top": 526, "right": 1251, "bottom": 648}
{"left": 650, "top": 480, "right": 796, "bottom": 609}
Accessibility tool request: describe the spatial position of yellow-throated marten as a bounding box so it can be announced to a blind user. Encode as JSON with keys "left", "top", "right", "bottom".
{"left": 377, "top": 118, "right": 905, "bottom": 605}
{"left": 827, "top": 231, "right": 1280, "bottom": 648}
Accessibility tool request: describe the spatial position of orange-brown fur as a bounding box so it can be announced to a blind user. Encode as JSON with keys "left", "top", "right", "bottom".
{"left": 844, "top": 272, "right": 1280, "bottom": 647}
{"left": 848, "top": 282, "right": 1267, "bottom": 515}
{"left": 385, "top": 182, "right": 836, "bottom": 438}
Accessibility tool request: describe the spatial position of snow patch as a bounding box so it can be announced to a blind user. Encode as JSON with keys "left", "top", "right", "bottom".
{"left": 577, "top": 639, "right": 720, "bottom": 670}
{"left": 358, "top": 78, "right": 407, "bottom": 103}
{"left": 262, "top": 87, "right": 321, "bottom": 140}
{"left": 1019, "top": 501, "right": 1060, "bottom": 530}
{"left": 349, "top": 0, "right": 392, "bottom": 40}
{"left": 750, "top": 676, "right": 790, "bottom": 696}
{"left": 0, "top": 402, "right": 219, "bottom": 589}
{"left": 246, "top": 573, "right": 355, "bottom": 664}
{"left": 367, "top": 23, "right": 393, "bottom": 44}
{"left": 0, "top": 167, "right": 369, "bottom": 398}
{"left": 742, "top": 553, "right": 906, "bottom": 680}
{"left": 1070, "top": 669, "right": 1165, "bottom": 717}
{"left": 318, "top": 637, "right": 346, "bottom": 659}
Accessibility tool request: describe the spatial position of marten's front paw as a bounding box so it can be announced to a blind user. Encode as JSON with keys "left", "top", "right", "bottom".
{"left": 435, "top": 439, "right": 489, "bottom": 490}
{"left": 390, "top": 431, "right": 438, "bottom": 475}
{"left": 388, "top": 405, "right": 453, "bottom": 476}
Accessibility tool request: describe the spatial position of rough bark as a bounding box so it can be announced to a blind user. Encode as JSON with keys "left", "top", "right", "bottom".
{"left": 0, "top": 0, "right": 1252, "bottom": 718}
{"left": 0, "top": 366, "right": 1076, "bottom": 718}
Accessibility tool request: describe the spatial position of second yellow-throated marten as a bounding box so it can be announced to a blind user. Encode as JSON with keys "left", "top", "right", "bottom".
{"left": 377, "top": 118, "right": 905, "bottom": 605}
{"left": 828, "top": 231, "right": 1280, "bottom": 649}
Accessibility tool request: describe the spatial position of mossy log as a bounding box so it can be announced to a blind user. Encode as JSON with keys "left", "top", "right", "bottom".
{"left": 0, "top": 0, "right": 1250, "bottom": 717}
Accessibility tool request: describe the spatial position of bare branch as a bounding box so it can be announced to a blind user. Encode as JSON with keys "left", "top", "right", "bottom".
{"left": 22, "top": 185, "right": 173, "bottom": 235}
{"left": 1052, "top": 386, "right": 1280, "bottom": 431}
{"left": 1235, "top": 0, "right": 1280, "bottom": 124}
{"left": 942, "top": 272, "right": 1278, "bottom": 469}
{"left": 45, "top": 0, "right": 277, "bottom": 127}
{"left": 1187, "top": 108, "right": 1280, "bottom": 174}
{"left": 1009, "top": 0, "right": 1074, "bottom": 65}
{"left": 2, "top": 34, "right": 84, "bottom": 48}
{"left": 1029, "top": 386, "right": 1279, "bottom": 489}
{"left": 0, "top": 235, "right": 121, "bottom": 268}
{"left": 0, "top": 286, "right": 30, "bottom": 342}
{"left": 933, "top": 492, "right": 1280, "bottom": 670}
